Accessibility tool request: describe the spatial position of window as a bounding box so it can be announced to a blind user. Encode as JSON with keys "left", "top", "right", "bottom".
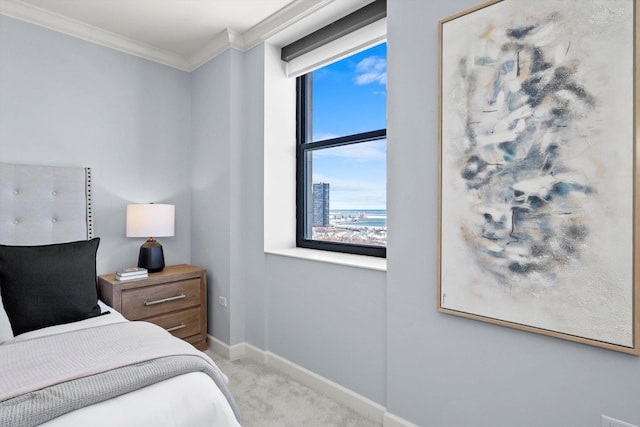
{"left": 296, "top": 42, "right": 387, "bottom": 257}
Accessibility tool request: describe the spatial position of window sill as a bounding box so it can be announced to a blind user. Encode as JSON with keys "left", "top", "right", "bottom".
{"left": 265, "top": 247, "right": 387, "bottom": 272}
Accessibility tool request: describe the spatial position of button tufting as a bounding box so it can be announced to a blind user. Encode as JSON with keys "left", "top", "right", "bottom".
{"left": 51, "top": 218, "right": 57, "bottom": 223}
{"left": 52, "top": 191, "right": 57, "bottom": 196}
{"left": 13, "top": 190, "right": 18, "bottom": 195}
{"left": 13, "top": 219, "right": 19, "bottom": 225}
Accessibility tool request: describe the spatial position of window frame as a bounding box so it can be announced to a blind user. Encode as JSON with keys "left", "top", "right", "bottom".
{"left": 295, "top": 73, "right": 387, "bottom": 258}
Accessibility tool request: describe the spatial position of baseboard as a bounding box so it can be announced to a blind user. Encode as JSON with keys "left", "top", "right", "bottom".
{"left": 242, "top": 342, "right": 268, "bottom": 364}
{"left": 383, "top": 412, "right": 420, "bottom": 427}
{"left": 264, "top": 350, "right": 386, "bottom": 422}
{"left": 207, "top": 337, "right": 417, "bottom": 427}
{"left": 207, "top": 335, "right": 246, "bottom": 361}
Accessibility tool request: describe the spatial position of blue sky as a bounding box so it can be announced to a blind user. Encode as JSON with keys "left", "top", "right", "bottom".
{"left": 310, "top": 42, "right": 387, "bottom": 210}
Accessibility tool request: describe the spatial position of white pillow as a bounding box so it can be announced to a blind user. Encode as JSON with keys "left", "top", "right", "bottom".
{"left": 0, "top": 294, "right": 14, "bottom": 344}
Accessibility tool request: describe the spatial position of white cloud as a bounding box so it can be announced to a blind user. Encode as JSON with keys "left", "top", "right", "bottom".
{"left": 354, "top": 56, "right": 387, "bottom": 86}
{"left": 331, "top": 192, "right": 386, "bottom": 210}
{"left": 312, "top": 175, "right": 386, "bottom": 209}
{"left": 313, "top": 174, "right": 379, "bottom": 191}
{"left": 312, "top": 132, "right": 340, "bottom": 141}
{"left": 313, "top": 140, "right": 386, "bottom": 162}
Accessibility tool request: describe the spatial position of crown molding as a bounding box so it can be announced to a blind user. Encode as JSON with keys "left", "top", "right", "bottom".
{"left": 0, "top": 0, "right": 188, "bottom": 70}
{"left": 184, "top": 0, "right": 334, "bottom": 71}
{"left": 0, "top": 0, "right": 334, "bottom": 72}
{"left": 185, "top": 29, "right": 238, "bottom": 72}
{"left": 242, "top": 0, "right": 334, "bottom": 51}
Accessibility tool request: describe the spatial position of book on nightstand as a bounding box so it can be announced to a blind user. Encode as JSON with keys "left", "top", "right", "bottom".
{"left": 115, "top": 267, "right": 148, "bottom": 281}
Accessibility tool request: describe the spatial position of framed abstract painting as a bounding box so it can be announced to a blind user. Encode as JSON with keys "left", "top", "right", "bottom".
{"left": 437, "top": 0, "right": 640, "bottom": 354}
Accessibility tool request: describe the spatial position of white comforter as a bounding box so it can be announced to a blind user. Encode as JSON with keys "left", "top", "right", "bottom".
{"left": 5, "top": 302, "right": 240, "bottom": 427}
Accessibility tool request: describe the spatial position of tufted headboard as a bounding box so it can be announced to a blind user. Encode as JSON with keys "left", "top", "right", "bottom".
{"left": 0, "top": 163, "right": 93, "bottom": 245}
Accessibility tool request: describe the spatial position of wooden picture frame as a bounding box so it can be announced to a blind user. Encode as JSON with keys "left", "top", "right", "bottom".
{"left": 437, "top": 0, "right": 640, "bottom": 354}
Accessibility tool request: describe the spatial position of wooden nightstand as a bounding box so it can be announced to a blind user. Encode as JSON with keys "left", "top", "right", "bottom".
{"left": 98, "top": 264, "right": 208, "bottom": 351}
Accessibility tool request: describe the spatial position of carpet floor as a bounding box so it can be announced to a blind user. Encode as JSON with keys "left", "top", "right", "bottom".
{"left": 206, "top": 350, "right": 382, "bottom": 427}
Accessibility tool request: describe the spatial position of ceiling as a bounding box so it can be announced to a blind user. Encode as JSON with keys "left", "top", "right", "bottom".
{"left": 0, "top": 0, "right": 355, "bottom": 71}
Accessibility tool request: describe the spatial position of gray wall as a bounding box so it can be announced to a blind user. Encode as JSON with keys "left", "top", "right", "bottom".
{"left": 194, "top": 39, "right": 389, "bottom": 403}
{"left": 0, "top": 16, "right": 192, "bottom": 275}
{"left": 228, "top": 1, "right": 640, "bottom": 425}
{"left": 191, "top": 48, "right": 248, "bottom": 344}
{"left": 241, "top": 44, "right": 267, "bottom": 349}
{"left": 266, "top": 255, "right": 387, "bottom": 404}
{"left": 385, "top": 1, "right": 640, "bottom": 426}
{"left": 191, "top": 49, "right": 233, "bottom": 343}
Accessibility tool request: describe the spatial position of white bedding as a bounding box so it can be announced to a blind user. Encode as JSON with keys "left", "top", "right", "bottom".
{"left": 8, "top": 301, "right": 126, "bottom": 342}
{"left": 5, "top": 301, "right": 240, "bottom": 427}
{"left": 42, "top": 372, "right": 236, "bottom": 427}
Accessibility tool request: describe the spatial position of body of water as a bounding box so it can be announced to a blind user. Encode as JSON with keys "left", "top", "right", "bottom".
{"left": 330, "top": 209, "right": 386, "bottom": 228}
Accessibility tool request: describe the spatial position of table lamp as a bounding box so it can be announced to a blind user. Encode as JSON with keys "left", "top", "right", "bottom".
{"left": 126, "top": 203, "right": 175, "bottom": 272}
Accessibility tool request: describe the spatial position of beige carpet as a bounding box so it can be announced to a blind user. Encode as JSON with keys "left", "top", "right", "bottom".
{"left": 206, "top": 350, "right": 382, "bottom": 427}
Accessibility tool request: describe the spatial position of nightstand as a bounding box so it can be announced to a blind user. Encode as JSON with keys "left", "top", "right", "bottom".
{"left": 98, "top": 264, "right": 208, "bottom": 351}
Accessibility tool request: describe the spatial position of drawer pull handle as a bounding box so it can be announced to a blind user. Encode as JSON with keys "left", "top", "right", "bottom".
{"left": 165, "top": 323, "right": 186, "bottom": 332}
{"left": 144, "top": 294, "right": 186, "bottom": 306}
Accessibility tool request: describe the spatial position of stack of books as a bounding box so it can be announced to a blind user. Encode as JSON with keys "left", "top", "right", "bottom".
{"left": 115, "top": 267, "right": 148, "bottom": 281}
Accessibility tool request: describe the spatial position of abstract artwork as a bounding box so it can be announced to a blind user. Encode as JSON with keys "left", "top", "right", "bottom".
{"left": 438, "top": 0, "right": 639, "bottom": 353}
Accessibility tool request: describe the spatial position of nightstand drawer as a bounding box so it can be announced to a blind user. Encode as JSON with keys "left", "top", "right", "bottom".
{"left": 146, "top": 307, "right": 201, "bottom": 339}
{"left": 99, "top": 265, "right": 208, "bottom": 351}
{"left": 122, "top": 278, "right": 200, "bottom": 320}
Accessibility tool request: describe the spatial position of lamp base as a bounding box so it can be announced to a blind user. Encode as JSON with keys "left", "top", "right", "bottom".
{"left": 138, "top": 238, "right": 165, "bottom": 273}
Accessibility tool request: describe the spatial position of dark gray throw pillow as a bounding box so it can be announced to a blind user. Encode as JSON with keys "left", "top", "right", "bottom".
{"left": 0, "top": 238, "right": 101, "bottom": 335}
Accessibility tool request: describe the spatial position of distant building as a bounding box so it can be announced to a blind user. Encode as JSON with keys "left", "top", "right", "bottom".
{"left": 312, "top": 183, "right": 330, "bottom": 227}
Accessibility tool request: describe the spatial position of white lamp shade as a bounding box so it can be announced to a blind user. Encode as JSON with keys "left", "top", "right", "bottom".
{"left": 126, "top": 204, "right": 175, "bottom": 238}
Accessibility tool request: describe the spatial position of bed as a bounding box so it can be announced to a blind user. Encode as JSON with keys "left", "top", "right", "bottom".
{"left": 0, "top": 163, "right": 240, "bottom": 427}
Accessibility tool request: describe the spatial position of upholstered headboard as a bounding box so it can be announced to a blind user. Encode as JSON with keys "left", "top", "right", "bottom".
{"left": 0, "top": 163, "right": 93, "bottom": 245}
